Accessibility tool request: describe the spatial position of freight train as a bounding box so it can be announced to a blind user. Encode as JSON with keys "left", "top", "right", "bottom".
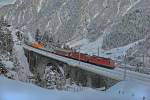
{"left": 26, "top": 41, "right": 116, "bottom": 69}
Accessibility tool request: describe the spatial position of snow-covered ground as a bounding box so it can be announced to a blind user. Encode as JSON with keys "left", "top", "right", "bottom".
{"left": 0, "top": 54, "right": 14, "bottom": 69}
{"left": 107, "top": 80, "right": 150, "bottom": 100}
{"left": 0, "top": 76, "right": 149, "bottom": 100}
{"left": 2, "top": 60, "right": 14, "bottom": 69}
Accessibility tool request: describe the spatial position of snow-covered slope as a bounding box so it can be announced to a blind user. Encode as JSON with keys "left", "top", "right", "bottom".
{"left": 10, "top": 27, "right": 32, "bottom": 81}
{"left": 107, "top": 80, "right": 150, "bottom": 100}
{"left": 0, "top": 76, "right": 150, "bottom": 100}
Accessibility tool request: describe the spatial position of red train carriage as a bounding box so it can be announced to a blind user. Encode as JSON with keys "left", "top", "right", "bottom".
{"left": 54, "top": 49, "right": 70, "bottom": 57}
{"left": 69, "top": 52, "right": 88, "bottom": 62}
{"left": 88, "top": 55, "right": 115, "bottom": 69}
{"left": 54, "top": 49, "right": 115, "bottom": 69}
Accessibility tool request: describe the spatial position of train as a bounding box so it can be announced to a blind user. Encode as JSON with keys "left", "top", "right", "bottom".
{"left": 27, "top": 41, "right": 116, "bottom": 69}
{"left": 22, "top": 28, "right": 116, "bottom": 69}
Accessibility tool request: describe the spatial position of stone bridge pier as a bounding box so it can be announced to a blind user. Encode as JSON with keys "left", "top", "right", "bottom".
{"left": 24, "top": 50, "right": 60, "bottom": 77}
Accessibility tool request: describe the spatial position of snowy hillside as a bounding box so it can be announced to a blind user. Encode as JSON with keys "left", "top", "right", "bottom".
{"left": 0, "top": 76, "right": 149, "bottom": 100}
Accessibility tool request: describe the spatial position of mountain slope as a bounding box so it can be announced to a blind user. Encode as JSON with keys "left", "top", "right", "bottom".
{"left": 0, "top": 0, "right": 146, "bottom": 43}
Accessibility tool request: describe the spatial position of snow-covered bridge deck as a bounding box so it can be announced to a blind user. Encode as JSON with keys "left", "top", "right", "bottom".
{"left": 23, "top": 44, "right": 150, "bottom": 83}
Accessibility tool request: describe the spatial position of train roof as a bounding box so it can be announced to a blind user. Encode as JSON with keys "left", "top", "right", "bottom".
{"left": 92, "top": 55, "right": 111, "bottom": 60}
{"left": 55, "top": 48, "right": 72, "bottom": 53}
